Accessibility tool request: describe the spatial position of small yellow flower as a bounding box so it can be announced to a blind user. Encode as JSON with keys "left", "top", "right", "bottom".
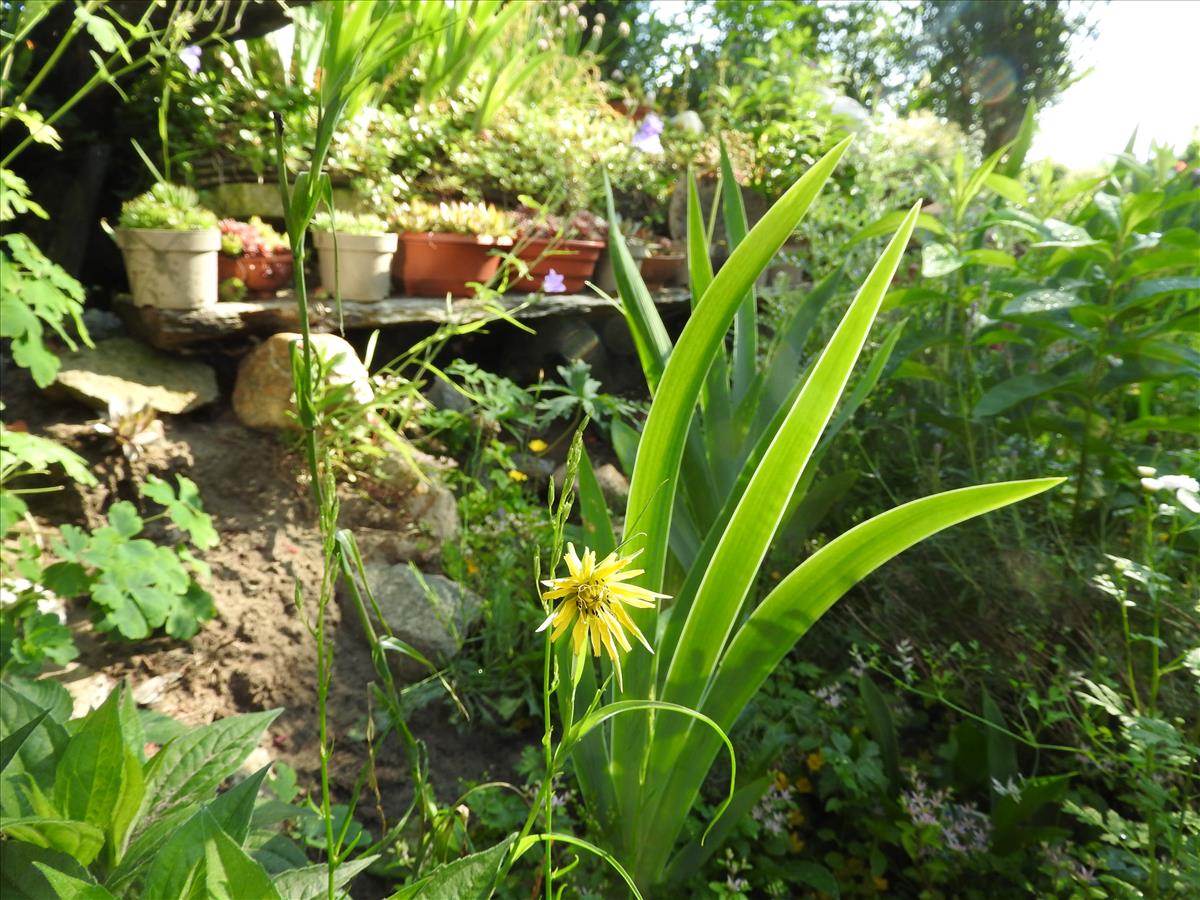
{"left": 466, "top": 559, "right": 479, "bottom": 576}
{"left": 537, "top": 544, "right": 667, "bottom": 689}
{"left": 787, "top": 808, "right": 805, "bottom": 827}
{"left": 805, "top": 750, "right": 824, "bottom": 772}
{"left": 788, "top": 832, "right": 805, "bottom": 854}
{"left": 528, "top": 439, "right": 548, "bottom": 453}
{"left": 792, "top": 776, "right": 812, "bottom": 794}
{"left": 872, "top": 875, "right": 889, "bottom": 892}
{"left": 774, "top": 771, "right": 789, "bottom": 790}
{"left": 508, "top": 469, "right": 528, "bottom": 482}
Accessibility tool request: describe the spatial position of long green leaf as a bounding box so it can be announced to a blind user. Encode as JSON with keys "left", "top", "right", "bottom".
{"left": 638, "top": 206, "right": 921, "bottom": 863}
{"left": 720, "top": 140, "right": 757, "bottom": 407}
{"left": 661, "top": 203, "right": 920, "bottom": 714}
{"left": 605, "top": 175, "right": 671, "bottom": 391}
{"left": 645, "top": 478, "right": 1063, "bottom": 867}
{"left": 610, "top": 138, "right": 852, "bottom": 825}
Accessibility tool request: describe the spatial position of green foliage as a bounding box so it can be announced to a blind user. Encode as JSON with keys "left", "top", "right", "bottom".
{"left": 0, "top": 232, "right": 91, "bottom": 387}
{"left": 0, "top": 680, "right": 305, "bottom": 897}
{"left": 118, "top": 182, "right": 218, "bottom": 231}
{"left": 0, "top": 476, "right": 220, "bottom": 673}
{"left": 538, "top": 138, "right": 1065, "bottom": 893}
{"left": 901, "top": 0, "right": 1095, "bottom": 150}
{"left": 309, "top": 210, "right": 390, "bottom": 235}
{"left": 389, "top": 199, "right": 516, "bottom": 238}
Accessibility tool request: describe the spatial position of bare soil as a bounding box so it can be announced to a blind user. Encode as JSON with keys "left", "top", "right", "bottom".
{"left": 3, "top": 365, "right": 531, "bottom": 841}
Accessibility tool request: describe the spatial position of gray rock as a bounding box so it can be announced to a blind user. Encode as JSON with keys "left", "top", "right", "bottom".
{"left": 52, "top": 336, "right": 218, "bottom": 414}
{"left": 425, "top": 377, "right": 470, "bottom": 413}
{"left": 553, "top": 460, "right": 630, "bottom": 509}
{"left": 81, "top": 308, "right": 126, "bottom": 341}
{"left": 352, "top": 564, "right": 482, "bottom": 677}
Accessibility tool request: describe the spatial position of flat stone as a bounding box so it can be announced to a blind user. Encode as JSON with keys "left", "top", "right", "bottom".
{"left": 52, "top": 337, "right": 218, "bottom": 414}
{"left": 113, "top": 288, "right": 691, "bottom": 350}
{"left": 350, "top": 564, "right": 482, "bottom": 677}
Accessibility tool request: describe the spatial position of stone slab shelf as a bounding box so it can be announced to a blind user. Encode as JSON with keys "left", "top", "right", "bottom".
{"left": 114, "top": 289, "right": 690, "bottom": 350}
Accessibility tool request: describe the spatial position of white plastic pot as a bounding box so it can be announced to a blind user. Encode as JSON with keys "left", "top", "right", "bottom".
{"left": 118, "top": 228, "right": 221, "bottom": 310}
{"left": 313, "top": 231, "right": 399, "bottom": 302}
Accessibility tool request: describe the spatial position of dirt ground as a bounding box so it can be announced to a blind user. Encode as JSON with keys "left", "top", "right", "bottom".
{"left": 2, "top": 363, "right": 532, "bottom": 844}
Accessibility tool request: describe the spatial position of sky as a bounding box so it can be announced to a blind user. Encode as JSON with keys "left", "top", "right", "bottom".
{"left": 1031, "top": 0, "right": 1200, "bottom": 168}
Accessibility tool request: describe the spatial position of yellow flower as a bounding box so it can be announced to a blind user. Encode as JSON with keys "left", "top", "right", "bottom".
{"left": 792, "top": 776, "right": 812, "bottom": 794}
{"left": 537, "top": 544, "right": 667, "bottom": 688}
{"left": 872, "top": 876, "right": 889, "bottom": 892}
{"left": 788, "top": 832, "right": 805, "bottom": 854}
{"left": 528, "top": 439, "right": 548, "bottom": 453}
{"left": 805, "top": 750, "right": 824, "bottom": 772}
{"left": 508, "top": 469, "right": 528, "bottom": 482}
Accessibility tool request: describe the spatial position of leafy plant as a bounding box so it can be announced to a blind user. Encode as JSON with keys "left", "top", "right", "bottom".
{"left": 390, "top": 199, "right": 516, "bottom": 238}
{"left": 33, "top": 475, "right": 218, "bottom": 645}
{"left": 0, "top": 678, "right": 326, "bottom": 898}
{"left": 219, "top": 216, "right": 288, "bottom": 257}
{"left": 0, "top": 231, "right": 91, "bottom": 388}
{"left": 309, "top": 210, "right": 390, "bottom": 235}
{"left": 535, "top": 359, "right": 641, "bottom": 436}
{"left": 118, "top": 182, "right": 218, "bottom": 231}
{"left": 548, "top": 137, "right": 1063, "bottom": 893}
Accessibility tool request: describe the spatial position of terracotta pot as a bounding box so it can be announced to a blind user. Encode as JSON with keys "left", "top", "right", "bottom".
{"left": 313, "top": 230, "right": 399, "bottom": 302}
{"left": 395, "top": 232, "right": 511, "bottom": 298}
{"left": 512, "top": 238, "right": 604, "bottom": 293}
{"left": 118, "top": 228, "right": 220, "bottom": 309}
{"left": 639, "top": 253, "right": 686, "bottom": 290}
{"left": 218, "top": 251, "right": 294, "bottom": 297}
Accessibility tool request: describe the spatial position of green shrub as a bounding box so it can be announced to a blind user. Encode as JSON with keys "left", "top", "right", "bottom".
{"left": 390, "top": 199, "right": 516, "bottom": 238}
{"left": 309, "top": 211, "right": 389, "bottom": 234}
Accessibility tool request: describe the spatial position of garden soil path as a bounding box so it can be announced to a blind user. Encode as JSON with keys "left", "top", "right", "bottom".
{"left": 5, "top": 371, "right": 530, "bottom": 830}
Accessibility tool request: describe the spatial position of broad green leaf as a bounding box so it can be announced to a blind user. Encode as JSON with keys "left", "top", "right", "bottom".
{"left": 859, "top": 675, "right": 900, "bottom": 788}
{"left": 272, "top": 856, "right": 377, "bottom": 900}
{"left": 390, "top": 834, "right": 514, "bottom": 899}
{"left": 0, "top": 682, "right": 69, "bottom": 815}
{"left": 52, "top": 687, "right": 143, "bottom": 863}
{"left": 849, "top": 209, "right": 946, "bottom": 243}
{"left": 921, "top": 242, "right": 965, "bottom": 277}
{"left": 141, "top": 475, "right": 219, "bottom": 550}
{"left": 1117, "top": 276, "right": 1200, "bottom": 313}
{"left": 957, "top": 143, "right": 1010, "bottom": 219}
{"left": 1121, "top": 190, "right": 1164, "bottom": 238}
{"left": 963, "top": 248, "right": 1017, "bottom": 270}
{"left": 513, "top": 832, "right": 643, "bottom": 900}
{"left": 208, "top": 765, "right": 271, "bottom": 846}
{"left": 1001, "top": 289, "right": 1083, "bottom": 317}
{"left": 0, "top": 710, "right": 48, "bottom": 776}
{"left": 984, "top": 173, "right": 1027, "bottom": 205}
{"left": 1, "top": 817, "right": 105, "bottom": 865}
{"left": 578, "top": 448, "right": 615, "bottom": 556}
{"left": 1117, "top": 247, "right": 1199, "bottom": 284}
{"left": 31, "top": 862, "right": 116, "bottom": 899}
{"left": 999, "top": 102, "right": 1037, "bottom": 177}
{"left": 974, "top": 372, "right": 1084, "bottom": 417}
{"left": 0, "top": 841, "right": 92, "bottom": 900}
{"left": 138, "top": 709, "right": 280, "bottom": 829}
{"left": 141, "top": 807, "right": 281, "bottom": 900}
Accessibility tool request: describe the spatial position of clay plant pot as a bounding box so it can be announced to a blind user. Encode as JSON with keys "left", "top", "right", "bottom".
{"left": 395, "top": 232, "right": 511, "bottom": 298}
{"left": 639, "top": 253, "right": 686, "bottom": 290}
{"left": 118, "top": 227, "right": 221, "bottom": 310}
{"left": 512, "top": 238, "right": 604, "bottom": 293}
{"left": 313, "top": 230, "right": 399, "bottom": 302}
{"left": 217, "top": 251, "right": 294, "bottom": 298}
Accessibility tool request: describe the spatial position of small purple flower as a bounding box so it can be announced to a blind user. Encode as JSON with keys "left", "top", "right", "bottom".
{"left": 180, "top": 45, "right": 202, "bottom": 74}
{"left": 542, "top": 268, "right": 566, "bottom": 293}
{"left": 632, "top": 113, "right": 664, "bottom": 154}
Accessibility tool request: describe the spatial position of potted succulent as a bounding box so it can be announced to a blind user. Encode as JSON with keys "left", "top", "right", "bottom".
{"left": 391, "top": 199, "right": 515, "bottom": 298}
{"left": 116, "top": 183, "right": 220, "bottom": 309}
{"left": 218, "top": 216, "right": 293, "bottom": 297}
{"left": 311, "top": 212, "right": 398, "bottom": 302}
{"left": 631, "top": 230, "right": 685, "bottom": 290}
{"left": 511, "top": 207, "right": 608, "bottom": 294}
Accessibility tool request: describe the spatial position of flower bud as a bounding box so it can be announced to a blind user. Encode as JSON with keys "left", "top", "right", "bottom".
{"left": 617, "top": 20, "right": 631, "bottom": 38}
{"left": 578, "top": 15, "right": 588, "bottom": 30}
{"left": 594, "top": 13, "right": 606, "bottom": 25}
